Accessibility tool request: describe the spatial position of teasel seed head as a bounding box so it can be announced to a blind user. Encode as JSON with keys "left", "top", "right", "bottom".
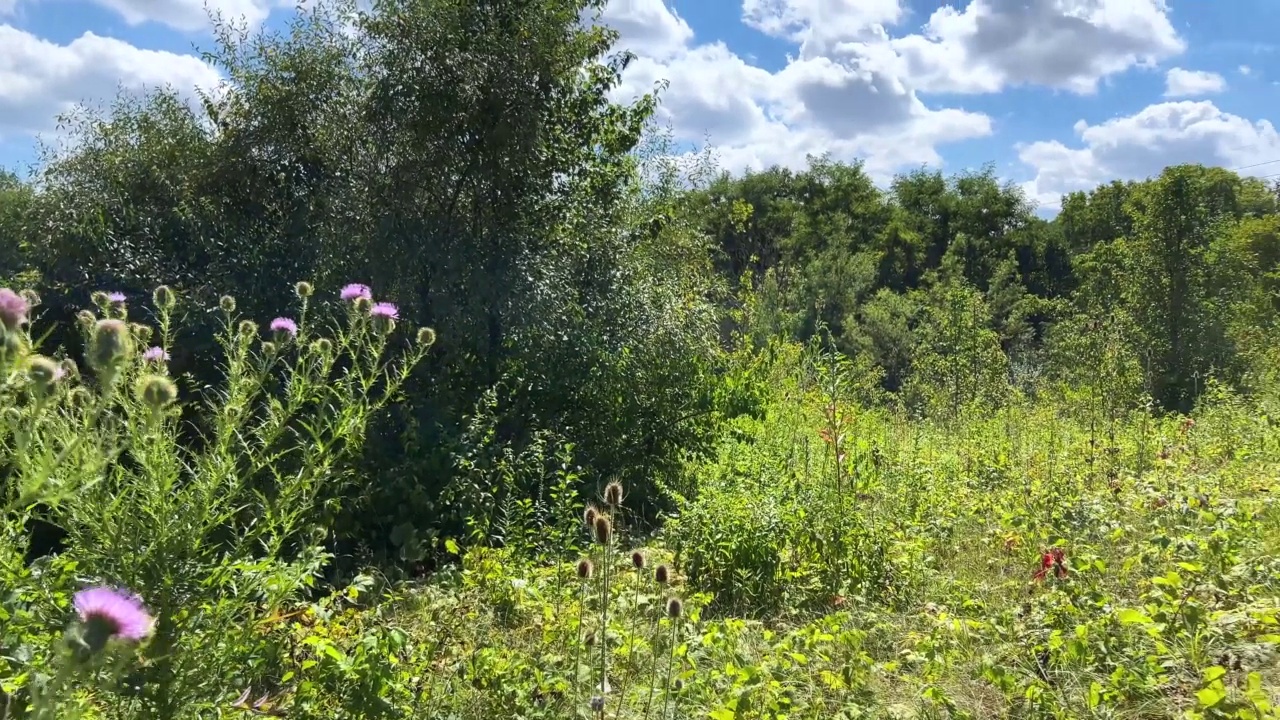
{"left": 603, "top": 480, "right": 624, "bottom": 507}
{"left": 666, "top": 597, "right": 683, "bottom": 619}
{"left": 593, "top": 514, "right": 613, "bottom": 545}
{"left": 576, "top": 558, "right": 594, "bottom": 580}
{"left": 654, "top": 564, "right": 670, "bottom": 585}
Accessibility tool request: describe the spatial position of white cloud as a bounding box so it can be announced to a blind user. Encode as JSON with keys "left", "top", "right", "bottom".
{"left": 606, "top": 0, "right": 991, "bottom": 179}
{"left": 0, "top": 0, "right": 15, "bottom": 15}
{"left": 94, "top": 0, "right": 278, "bottom": 31}
{"left": 595, "top": 0, "right": 693, "bottom": 60}
{"left": 1018, "top": 101, "right": 1280, "bottom": 209}
{"left": 891, "top": 0, "right": 1185, "bottom": 94}
{"left": 1164, "top": 67, "right": 1225, "bottom": 97}
{"left": 0, "top": 25, "right": 223, "bottom": 139}
{"left": 1238, "top": 64, "right": 1252, "bottom": 76}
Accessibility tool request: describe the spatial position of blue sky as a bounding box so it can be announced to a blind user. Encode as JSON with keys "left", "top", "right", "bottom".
{"left": 2, "top": 0, "right": 1278, "bottom": 211}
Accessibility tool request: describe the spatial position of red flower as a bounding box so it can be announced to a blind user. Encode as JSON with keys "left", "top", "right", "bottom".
{"left": 1033, "top": 547, "right": 1068, "bottom": 581}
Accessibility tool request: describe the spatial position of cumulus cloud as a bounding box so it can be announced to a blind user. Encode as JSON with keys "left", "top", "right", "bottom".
{"left": 595, "top": 0, "right": 693, "bottom": 60}
{"left": 890, "top": 0, "right": 1184, "bottom": 94}
{"left": 93, "top": 0, "right": 278, "bottom": 31}
{"left": 1164, "top": 67, "right": 1226, "bottom": 97}
{"left": 1018, "top": 101, "right": 1280, "bottom": 209}
{"left": 0, "top": 24, "right": 223, "bottom": 139}
{"left": 606, "top": 0, "right": 992, "bottom": 178}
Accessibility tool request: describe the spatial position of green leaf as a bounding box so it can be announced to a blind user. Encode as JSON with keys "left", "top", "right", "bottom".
{"left": 444, "top": 538, "right": 460, "bottom": 555}
{"left": 1116, "top": 608, "right": 1153, "bottom": 624}
{"left": 1195, "top": 686, "right": 1225, "bottom": 708}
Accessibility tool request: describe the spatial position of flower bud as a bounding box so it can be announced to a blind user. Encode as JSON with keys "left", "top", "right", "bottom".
{"left": 137, "top": 374, "right": 178, "bottom": 412}
{"left": 152, "top": 285, "right": 176, "bottom": 310}
{"left": 219, "top": 295, "right": 237, "bottom": 314}
{"left": 238, "top": 320, "right": 258, "bottom": 338}
{"left": 416, "top": 327, "right": 437, "bottom": 347}
{"left": 27, "top": 355, "right": 61, "bottom": 396}
{"left": 89, "top": 319, "right": 132, "bottom": 375}
{"left": 294, "top": 281, "right": 313, "bottom": 299}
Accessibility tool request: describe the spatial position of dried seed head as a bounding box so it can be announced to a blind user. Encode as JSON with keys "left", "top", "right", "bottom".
{"left": 294, "top": 281, "right": 313, "bottom": 299}
{"left": 592, "top": 514, "right": 613, "bottom": 545}
{"left": 666, "top": 597, "right": 683, "bottom": 619}
{"left": 584, "top": 630, "right": 596, "bottom": 647}
{"left": 654, "top": 564, "right": 670, "bottom": 585}
{"left": 576, "top": 558, "right": 594, "bottom": 580}
{"left": 584, "top": 504, "right": 599, "bottom": 529}
{"left": 416, "top": 327, "right": 437, "bottom": 347}
{"left": 219, "top": 295, "right": 237, "bottom": 313}
{"left": 152, "top": 285, "right": 175, "bottom": 310}
{"left": 674, "top": 679, "right": 684, "bottom": 692}
{"left": 589, "top": 696, "right": 605, "bottom": 713}
{"left": 631, "top": 551, "right": 646, "bottom": 569}
{"left": 603, "top": 480, "right": 624, "bottom": 507}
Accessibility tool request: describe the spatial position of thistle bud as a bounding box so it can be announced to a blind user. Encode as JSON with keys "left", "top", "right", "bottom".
{"left": 260, "top": 341, "right": 277, "bottom": 357}
{"left": 27, "top": 355, "right": 61, "bottom": 396}
{"left": 353, "top": 296, "right": 372, "bottom": 313}
{"left": 238, "top": 320, "right": 258, "bottom": 338}
{"left": 219, "top": 295, "right": 237, "bottom": 314}
{"left": 67, "top": 387, "right": 92, "bottom": 409}
{"left": 294, "top": 281, "right": 313, "bottom": 299}
{"left": 90, "top": 291, "right": 109, "bottom": 309}
{"left": 152, "top": 285, "right": 176, "bottom": 310}
{"left": 312, "top": 337, "right": 333, "bottom": 355}
{"left": 59, "top": 359, "right": 80, "bottom": 381}
{"left": 130, "top": 323, "right": 153, "bottom": 344}
{"left": 19, "top": 289, "right": 40, "bottom": 308}
{"left": 89, "top": 319, "right": 132, "bottom": 375}
{"left": 76, "top": 309, "right": 96, "bottom": 330}
{"left": 416, "top": 327, "right": 437, "bottom": 347}
{"left": 137, "top": 374, "right": 178, "bottom": 412}
{"left": 2, "top": 407, "right": 20, "bottom": 428}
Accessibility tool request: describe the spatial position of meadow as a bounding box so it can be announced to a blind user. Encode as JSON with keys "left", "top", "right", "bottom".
{"left": 1, "top": 284, "right": 1277, "bottom": 719}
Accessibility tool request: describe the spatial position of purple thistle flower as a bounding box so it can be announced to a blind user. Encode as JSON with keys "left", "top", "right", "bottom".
{"left": 0, "top": 288, "right": 29, "bottom": 331}
{"left": 105, "top": 292, "right": 127, "bottom": 304}
{"left": 269, "top": 317, "right": 298, "bottom": 339}
{"left": 340, "top": 283, "right": 372, "bottom": 302}
{"left": 73, "top": 587, "right": 153, "bottom": 642}
{"left": 142, "top": 346, "right": 169, "bottom": 363}
{"left": 370, "top": 302, "right": 399, "bottom": 320}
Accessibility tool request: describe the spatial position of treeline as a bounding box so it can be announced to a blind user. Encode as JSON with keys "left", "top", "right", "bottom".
{"left": 1, "top": 0, "right": 1278, "bottom": 566}
{"left": 699, "top": 158, "right": 1280, "bottom": 416}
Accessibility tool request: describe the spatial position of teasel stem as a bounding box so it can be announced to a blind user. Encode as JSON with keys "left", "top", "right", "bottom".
{"left": 574, "top": 559, "right": 593, "bottom": 697}
{"left": 616, "top": 553, "right": 647, "bottom": 717}
{"left": 660, "top": 608, "right": 680, "bottom": 720}
{"left": 598, "top": 526, "right": 612, "bottom": 702}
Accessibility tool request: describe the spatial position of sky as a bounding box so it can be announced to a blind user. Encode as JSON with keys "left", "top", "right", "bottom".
{"left": 1, "top": 0, "right": 1278, "bottom": 213}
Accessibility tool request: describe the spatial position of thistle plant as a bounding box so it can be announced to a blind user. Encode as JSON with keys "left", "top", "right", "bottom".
{"left": 0, "top": 282, "right": 436, "bottom": 717}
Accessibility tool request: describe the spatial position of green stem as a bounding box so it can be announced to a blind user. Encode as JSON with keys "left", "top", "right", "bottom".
{"left": 599, "top": 542, "right": 610, "bottom": 697}
{"left": 661, "top": 618, "right": 678, "bottom": 720}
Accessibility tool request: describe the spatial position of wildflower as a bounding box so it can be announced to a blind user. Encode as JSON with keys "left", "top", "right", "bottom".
{"left": 152, "top": 285, "right": 175, "bottom": 310}
{"left": 73, "top": 587, "right": 153, "bottom": 653}
{"left": 370, "top": 302, "right": 398, "bottom": 335}
{"left": 270, "top": 317, "right": 298, "bottom": 341}
{"left": 1033, "top": 547, "right": 1068, "bottom": 581}
{"left": 294, "top": 281, "right": 313, "bottom": 299}
{"left": 666, "top": 597, "right": 683, "bottom": 619}
{"left": 89, "top": 319, "right": 133, "bottom": 374}
{"left": 142, "top": 346, "right": 169, "bottom": 363}
{"left": 576, "top": 558, "right": 594, "bottom": 580}
{"left": 219, "top": 295, "right": 237, "bottom": 313}
{"left": 603, "top": 480, "right": 624, "bottom": 507}
{"left": 105, "top": 292, "right": 126, "bottom": 305}
{"left": 137, "top": 374, "right": 178, "bottom": 412}
{"left": 0, "top": 288, "right": 29, "bottom": 331}
{"left": 340, "top": 283, "right": 371, "bottom": 301}
{"left": 416, "top": 327, "right": 437, "bottom": 347}
{"left": 631, "top": 551, "right": 646, "bottom": 569}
